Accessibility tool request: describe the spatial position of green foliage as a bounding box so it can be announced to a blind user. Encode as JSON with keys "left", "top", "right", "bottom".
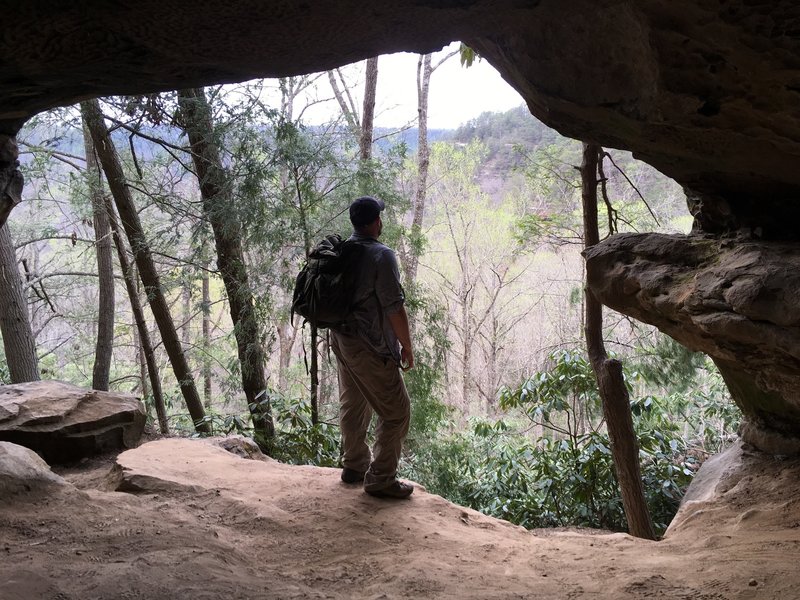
{"left": 627, "top": 334, "right": 707, "bottom": 394}
{"left": 266, "top": 391, "right": 341, "bottom": 467}
{"left": 194, "top": 411, "right": 250, "bottom": 436}
{"left": 451, "top": 106, "right": 561, "bottom": 171}
{"left": 459, "top": 44, "right": 478, "bottom": 68}
{"left": 404, "top": 290, "right": 452, "bottom": 442}
{"left": 499, "top": 350, "right": 601, "bottom": 436}
{"left": 404, "top": 348, "right": 734, "bottom": 536}
{"left": 187, "top": 388, "right": 341, "bottom": 466}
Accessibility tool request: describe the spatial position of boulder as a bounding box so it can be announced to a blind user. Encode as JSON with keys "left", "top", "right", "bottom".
{"left": 665, "top": 440, "right": 800, "bottom": 538}
{"left": 0, "top": 441, "right": 67, "bottom": 496}
{"left": 211, "top": 434, "right": 269, "bottom": 461}
{"left": 585, "top": 232, "right": 800, "bottom": 453}
{"left": 0, "top": 381, "right": 146, "bottom": 464}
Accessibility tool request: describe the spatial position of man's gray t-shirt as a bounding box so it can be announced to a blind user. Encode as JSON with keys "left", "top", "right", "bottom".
{"left": 340, "top": 232, "right": 404, "bottom": 363}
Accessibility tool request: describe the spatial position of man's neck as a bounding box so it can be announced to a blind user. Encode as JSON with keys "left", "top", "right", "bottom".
{"left": 353, "top": 227, "right": 379, "bottom": 240}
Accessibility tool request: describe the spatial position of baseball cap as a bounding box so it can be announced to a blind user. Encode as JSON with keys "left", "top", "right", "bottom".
{"left": 349, "top": 195, "right": 385, "bottom": 227}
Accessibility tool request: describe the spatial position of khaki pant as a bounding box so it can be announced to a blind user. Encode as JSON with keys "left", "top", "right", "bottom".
{"left": 330, "top": 331, "right": 410, "bottom": 491}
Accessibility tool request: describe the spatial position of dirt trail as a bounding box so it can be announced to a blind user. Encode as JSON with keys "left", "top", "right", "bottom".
{"left": 1, "top": 437, "right": 797, "bottom": 599}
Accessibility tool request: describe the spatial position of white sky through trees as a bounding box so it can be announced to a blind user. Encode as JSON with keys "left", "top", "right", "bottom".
{"left": 255, "top": 42, "right": 525, "bottom": 130}
{"left": 371, "top": 44, "right": 524, "bottom": 129}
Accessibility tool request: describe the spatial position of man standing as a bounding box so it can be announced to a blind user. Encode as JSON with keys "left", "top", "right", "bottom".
{"left": 331, "top": 195, "right": 414, "bottom": 499}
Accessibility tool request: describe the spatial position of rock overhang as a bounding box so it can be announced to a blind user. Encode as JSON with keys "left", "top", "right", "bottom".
{"left": 0, "top": 0, "right": 799, "bottom": 230}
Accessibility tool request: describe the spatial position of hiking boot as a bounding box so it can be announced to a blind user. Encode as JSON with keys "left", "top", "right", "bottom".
{"left": 364, "top": 480, "right": 414, "bottom": 499}
{"left": 341, "top": 468, "right": 365, "bottom": 484}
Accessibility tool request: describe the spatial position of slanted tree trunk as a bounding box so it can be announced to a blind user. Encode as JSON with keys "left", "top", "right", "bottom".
{"left": 0, "top": 223, "right": 40, "bottom": 382}
{"left": 105, "top": 198, "right": 168, "bottom": 434}
{"left": 580, "top": 141, "right": 656, "bottom": 540}
{"left": 82, "top": 97, "right": 207, "bottom": 432}
{"left": 177, "top": 87, "right": 274, "bottom": 442}
{"left": 359, "top": 57, "right": 378, "bottom": 162}
{"left": 327, "top": 69, "right": 361, "bottom": 136}
{"left": 81, "top": 108, "right": 115, "bottom": 391}
{"left": 132, "top": 321, "right": 149, "bottom": 398}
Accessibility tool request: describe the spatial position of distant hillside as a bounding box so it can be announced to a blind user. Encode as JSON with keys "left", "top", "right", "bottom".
{"left": 451, "top": 105, "right": 561, "bottom": 169}
{"left": 375, "top": 105, "right": 560, "bottom": 164}
{"left": 373, "top": 126, "right": 452, "bottom": 154}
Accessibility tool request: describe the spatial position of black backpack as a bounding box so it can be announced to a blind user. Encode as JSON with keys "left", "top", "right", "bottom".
{"left": 291, "top": 234, "right": 365, "bottom": 329}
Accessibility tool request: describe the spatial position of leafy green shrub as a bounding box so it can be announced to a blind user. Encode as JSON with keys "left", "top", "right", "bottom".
{"left": 263, "top": 391, "right": 341, "bottom": 467}
{"left": 404, "top": 417, "right": 688, "bottom": 533}
{"left": 403, "top": 348, "right": 733, "bottom": 535}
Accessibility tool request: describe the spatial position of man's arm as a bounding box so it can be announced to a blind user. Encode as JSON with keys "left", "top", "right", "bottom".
{"left": 387, "top": 305, "right": 414, "bottom": 371}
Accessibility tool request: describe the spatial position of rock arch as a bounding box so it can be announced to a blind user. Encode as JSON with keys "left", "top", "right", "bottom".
{"left": 1, "top": 0, "right": 799, "bottom": 449}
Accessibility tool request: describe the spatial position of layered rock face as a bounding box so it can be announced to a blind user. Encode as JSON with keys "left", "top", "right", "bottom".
{"left": 0, "top": 2, "right": 799, "bottom": 442}
{"left": 585, "top": 233, "right": 800, "bottom": 453}
{"left": 0, "top": 381, "right": 146, "bottom": 463}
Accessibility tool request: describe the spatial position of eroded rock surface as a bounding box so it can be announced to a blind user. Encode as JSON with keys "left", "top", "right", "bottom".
{"left": 585, "top": 232, "right": 800, "bottom": 452}
{"left": 0, "top": 381, "right": 146, "bottom": 464}
{"left": 666, "top": 440, "right": 800, "bottom": 538}
{"left": 210, "top": 434, "right": 270, "bottom": 461}
{"left": 2, "top": 437, "right": 798, "bottom": 598}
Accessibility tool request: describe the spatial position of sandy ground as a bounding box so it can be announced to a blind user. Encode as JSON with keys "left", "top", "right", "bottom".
{"left": 1, "top": 437, "right": 798, "bottom": 600}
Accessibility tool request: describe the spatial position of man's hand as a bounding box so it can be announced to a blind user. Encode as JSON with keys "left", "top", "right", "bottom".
{"left": 400, "top": 346, "right": 414, "bottom": 371}
{"left": 388, "top": 306, "right": 414, "bottom": 372}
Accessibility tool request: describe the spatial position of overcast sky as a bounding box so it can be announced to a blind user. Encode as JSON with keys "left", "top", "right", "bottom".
{"left": 284, "top": 42, "right": 526, "bottom": 130}
{"left": 372, "top": 44, "right": 525, "bottom": 129}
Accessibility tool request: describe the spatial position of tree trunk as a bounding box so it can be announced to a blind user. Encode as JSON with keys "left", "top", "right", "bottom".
{"left": 202, "top": 263, "right": 213, "bottom": 409}
{"left": 310, "top": 325, "right": 319, "bottom": 425}
{"left": 0, "top": 223, "right": 40, "bottom": 382}
{"left": 580, "top": 141, "right": 656, "bottom": 540}
{"left": 276, "top": 318, "right": 297, "bottom": 393}
{"left": 327, "top": 70, "right": 360, "bottom": 135}
{"left": 359, "top": 57, "right": 379, "bottom": 162}
{"left": 104, "top": 194, "right": 169, "bottom": 434}
{"left": 177, "top": 87, "right": 274, "bottom": 442}
{"left": 82, "top": 97, "right": 207, "bottom": 432}
{"left": 132, "top": 320, "right": 149, "bottom": 398}
{"left": 81, "top": 107, "right": 115, "bottom": 391}
{"left": 319, "top": 334, "right": 335, "bottom": 412}
{"left": 460, "top": 288, "right": 471, "bottom": 408}
{"left": 181, "top": 275, "right": 191, "bottom": 347}
{"left": 0, "top": 129, "right": 24, "bottom": 229}
{"left": 403, "top": 54, "right": 434, "bottom": 287}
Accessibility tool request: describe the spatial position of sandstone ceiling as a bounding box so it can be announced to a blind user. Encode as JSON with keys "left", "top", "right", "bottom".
{"left": 1, "top": 0, "right": 800, "bottom": 235}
